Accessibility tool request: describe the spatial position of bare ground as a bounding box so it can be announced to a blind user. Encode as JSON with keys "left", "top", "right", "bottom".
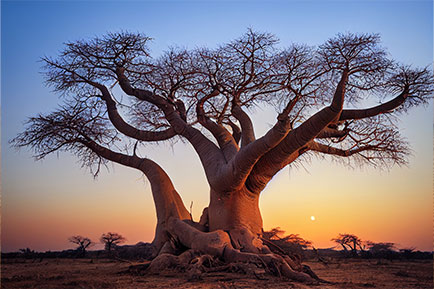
{"left": 1, "top": 258, "right": 432, "bottom": 289}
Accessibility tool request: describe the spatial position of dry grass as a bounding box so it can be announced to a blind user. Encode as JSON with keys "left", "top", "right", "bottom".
{"left": 1, "top": 258, "right": 432, "bottom": 288}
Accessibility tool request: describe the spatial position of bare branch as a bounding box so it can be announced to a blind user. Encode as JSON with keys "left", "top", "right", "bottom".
{"left": 231, "top": 104, "right": 256, "bottom": 147}
{"left": 15, "top": 30, "right": 432, "bottom": 204}
{"left": 226, "top": 119, "right": 241, "bottom": 145}
{"left": 196, "top": 89, "right": 239, "bottom": 160}
{"left": 340, "top": 65, "right": 433, "bottom": 120}
{"left": 309, "top": 116, "right": 410, "bottom": 167}
{"left": 220, "top": 115, "right": 291, "bottom": 191}
{"left": 340, "top": 91, "right": 407, "bottom": 121}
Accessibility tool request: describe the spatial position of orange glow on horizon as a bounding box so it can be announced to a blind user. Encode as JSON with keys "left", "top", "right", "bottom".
{"left": 3, "top": 149, "right": 432, "bottom": 253}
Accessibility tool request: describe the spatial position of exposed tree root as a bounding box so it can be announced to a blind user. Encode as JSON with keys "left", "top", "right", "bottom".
{"left": 129, "top": 217, "right": 328, "bottom": 284}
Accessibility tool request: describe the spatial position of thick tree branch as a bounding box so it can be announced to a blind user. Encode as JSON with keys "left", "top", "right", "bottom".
{"left": 79, "top": 138, "right": 191, "bottom": 252}
{"left": 90, "top": 85, "right": 179, "bottom": 142}
{"left": 114, "top": 66, "right": 228, "bottom": 182}
{"left": 331, "top": 69, "right": 349, "bottom": 112}
{"left": 231, "top": 104, "right": 256, "bottom": 147}
{"left": 115, "top": 67, "right": 166, "bottom": 105}
{"left": 307, "top": 141, "right": 373, "bottom": 157}
{"left": 196, "top": 90, "right": 239, "bottom": 161}
{"left": 49, "top": 58, "right": 227, "bottom": 185}
{"left": 221, "top": 117, "right": 291, "bottom": 191}
{"left": 282, "top": 69, "right": 349, "bottom": 147}
{"left": 246, "top": 146, "right": 309, "bottom": 194}
{"left": 227, "top": 119, "right": 241, "bottom": 145}
{"left": 12, "top": 104, "right": 190, "bottom": 255}
{"left": 316, "top": 126, "right": 349, "bottom": 139}
{"left": 339, "top": 91, "right": 407, "bottom": 121}
{"left": 43, "top": 60, "right": 177, "bottom": 143}
{"left": 159, "top": 106, "right": 229, "bottom": 184}
{"left": 245, "top": 69, "right": 349, "bottom": 193}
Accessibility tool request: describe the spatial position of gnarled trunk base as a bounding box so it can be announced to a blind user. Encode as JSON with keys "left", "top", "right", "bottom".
{"left": 142, "top": 183, "right": 323, "bottom": 283}
{"left": 133, "top": 217, "right": 324, "bottom": 283}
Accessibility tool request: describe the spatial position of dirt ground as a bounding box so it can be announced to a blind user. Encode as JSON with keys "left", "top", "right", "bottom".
{"left": 1, "top": 258, "right": 432, "bottom": 288}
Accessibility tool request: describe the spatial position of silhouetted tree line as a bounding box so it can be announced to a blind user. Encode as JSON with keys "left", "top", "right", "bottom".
{"left": 2, "top": 232, "right": 151, "bottom": 261}
{"left": 330, "top": 233, "right": 432, "bottom": 260}
{"left": 2, "top": 231, "right": 432, "bottom": 261}
{"left": 2, "top": 243, "right": 155, "bottom": 261}
{"left": 66, "top": 232, "right": 127, "bottom": 257}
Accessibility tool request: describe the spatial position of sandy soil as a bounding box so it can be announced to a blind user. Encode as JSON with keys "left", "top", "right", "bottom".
{"left": 1, "top": 258, "right": 432, "bottom": 288}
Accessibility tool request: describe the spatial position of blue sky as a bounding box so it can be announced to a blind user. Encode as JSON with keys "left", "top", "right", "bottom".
{"left": 2, "top": 0, "right": 433, "bottom": 252}
{"left": 2, "top": 0, "right": 432, "bottom": 164}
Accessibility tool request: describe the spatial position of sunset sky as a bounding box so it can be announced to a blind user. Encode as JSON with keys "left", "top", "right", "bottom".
{"left": 2, "top": 0, "right": 432, "bottom": 252}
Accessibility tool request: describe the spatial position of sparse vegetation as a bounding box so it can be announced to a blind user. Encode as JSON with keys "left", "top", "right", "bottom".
{"left": 68, "top": 236, "right": 94, "bottom": 257}
{"left": 18, "top": 248, "right": 36, "bottom": 259}
{"left": 2, "top": 238, "right": 432, "bottom": 288}
{"left": 262, "top": 227, "right": 312, "bottom": 260}
{"left": 1, "top": 257, "right": 432, "bottom": 289}
{"left": 331, "top": 234, "right": 365, "bottom": 257}
{"left": 100, "top": 232, "right": 127, "bottom": 253}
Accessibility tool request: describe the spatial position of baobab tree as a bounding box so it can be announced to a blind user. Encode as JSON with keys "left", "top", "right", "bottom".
{"left": 12, "top": 30, "right": 432, "bottom": 281}
{"left": 100, "top": 232, "right": 126, "bottom": 252}
{"left": 68, "top": 235, "right": 94, "bottom": 257}
{"left": 331, "top": 233, "right": 364, "bottom": 256}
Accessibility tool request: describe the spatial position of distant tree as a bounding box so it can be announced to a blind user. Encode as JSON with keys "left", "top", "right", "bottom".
{"left": 331, "top": 233, "right": 364, "bottom": 256}
{"left": 263, "top": 227, "right": 312, "bottom": 259}
{"left": 399, "top": 247, "right": 415, "bottom": 254}
{"left": 367, "top": 241, "right": 395, "bottom": 252}
{"left": 367, "top": 241, "right": 396, "bottom": 259}
{"left": 68, "top": 235, "right": 94, "bottom": 257}
{"left": 398, "top": 247, "right": 432, "bottom": 260}
{"left": 399, "top": 247, "right": 415, "bottom": 259}
{"left": 19, "top": 248, "right": 36, "bottom": 259}
{"left": 100, "top": 232, "right": 126, "bottom": 252}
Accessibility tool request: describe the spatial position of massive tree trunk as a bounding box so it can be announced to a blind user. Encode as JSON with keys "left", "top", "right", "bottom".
{"left": 207, "top": 187, "right": 267, "bottom": 254}
{"left": 151, "top": 184, "right": 266, "bottom": 256}
{"left": 144, "top": 172, "right": 317, "bottom": 282}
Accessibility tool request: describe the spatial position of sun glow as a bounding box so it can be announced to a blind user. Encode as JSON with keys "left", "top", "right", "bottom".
{"left": 310, "top": 216, "right": 316, "bottom": 221}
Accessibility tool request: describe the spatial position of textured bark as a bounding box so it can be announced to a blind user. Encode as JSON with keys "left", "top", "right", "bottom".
{"left": 232, "top": 105, "right": 256, "bottom": 147}
{"left": 246, "top": 70, "right": 349, "bottom": 194}
{"left": 156, "top": 217, "right": 315, "bottom": 282}
{"left": 339, "top": 91, "right": 408, "bottom": 121}
{"left": 196, "top": 90, "right": 239, "bottom": 161}
{"left": 207, "top": 187, "right": 265, "bottom": 251}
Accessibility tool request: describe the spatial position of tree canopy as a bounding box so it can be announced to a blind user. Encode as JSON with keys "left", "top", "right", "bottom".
{"left": 263, "top": 227, "right": 312, "bottom": 258}
{"left": 13, "top": 30, "right": 432, "bottom": 189}
{"left": 68, "top": 235, "right": 94, "bottom": 256}
{"left": 100, "top": 232, "right": 126, "bottom": 252}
